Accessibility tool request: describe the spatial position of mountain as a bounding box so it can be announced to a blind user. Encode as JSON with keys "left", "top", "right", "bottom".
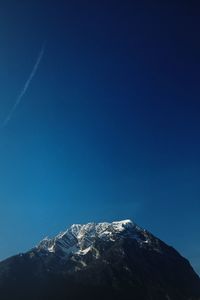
{"left": 0, "top": 219, "right": 199, "bottom": 300}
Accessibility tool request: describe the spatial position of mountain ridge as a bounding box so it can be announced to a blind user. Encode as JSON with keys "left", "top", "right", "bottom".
{"left": 36, "top": 219, "right": 157, "bottom": 258}
{"left": 0, "top": 219, "right": 199, "bottom": 300}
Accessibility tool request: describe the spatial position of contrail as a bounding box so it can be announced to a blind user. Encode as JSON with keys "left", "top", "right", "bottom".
{"left": 2, "top": 43, "right": 45, "bottom": 127}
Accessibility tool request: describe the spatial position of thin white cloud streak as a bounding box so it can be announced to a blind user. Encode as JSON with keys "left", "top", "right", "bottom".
{"left": 2, "top": 43, "right": 45, "bottom": 127}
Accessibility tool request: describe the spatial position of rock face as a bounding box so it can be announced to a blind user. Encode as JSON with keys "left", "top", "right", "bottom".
{"left": 0, "top": 219, "right": 199, "bottom": 300}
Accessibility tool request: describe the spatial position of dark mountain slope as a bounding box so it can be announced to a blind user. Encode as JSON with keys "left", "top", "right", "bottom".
{"left": 0, "top": 220, "right": 199, "bottom": 300}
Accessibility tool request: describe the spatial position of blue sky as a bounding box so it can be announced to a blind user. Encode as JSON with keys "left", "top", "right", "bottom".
{"left": 0, "top": 1, "right": 199, "bottom": 274}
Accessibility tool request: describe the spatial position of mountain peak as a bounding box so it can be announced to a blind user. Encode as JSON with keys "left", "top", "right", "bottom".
{"left": 1, "top": 218, "right": 200, "bottom": 300}
{"left": 37, "top": 219, "right": 145, "bottom": 257}
{"left": 111, "top": 219, "right": 134, "bottom": 230}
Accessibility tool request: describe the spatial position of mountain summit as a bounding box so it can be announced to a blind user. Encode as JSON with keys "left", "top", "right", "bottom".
{"left": 37, "top": 219, "right": 153, "bottom": 258}
{"left": 0, "top": 219, "right": 199, "bottom": 300}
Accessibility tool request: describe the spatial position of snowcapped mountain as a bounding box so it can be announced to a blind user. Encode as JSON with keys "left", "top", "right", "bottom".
{"left": 0, "top": 219, "right": 199, "bottom": 300}
{"left": 37, "top": 220, "right": 158, "bottom": 258}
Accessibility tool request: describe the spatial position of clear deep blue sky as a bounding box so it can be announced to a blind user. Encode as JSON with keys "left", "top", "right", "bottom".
{"left": 0, "top": 1, "right": 199, "bottom": 274}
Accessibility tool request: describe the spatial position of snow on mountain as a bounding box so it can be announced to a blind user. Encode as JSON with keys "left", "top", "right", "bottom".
{"left": 0, "top": 219, "right": 200, "bottom": 300}
{"left": 36, "top": 219, "right": 157, "bottom": 258}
